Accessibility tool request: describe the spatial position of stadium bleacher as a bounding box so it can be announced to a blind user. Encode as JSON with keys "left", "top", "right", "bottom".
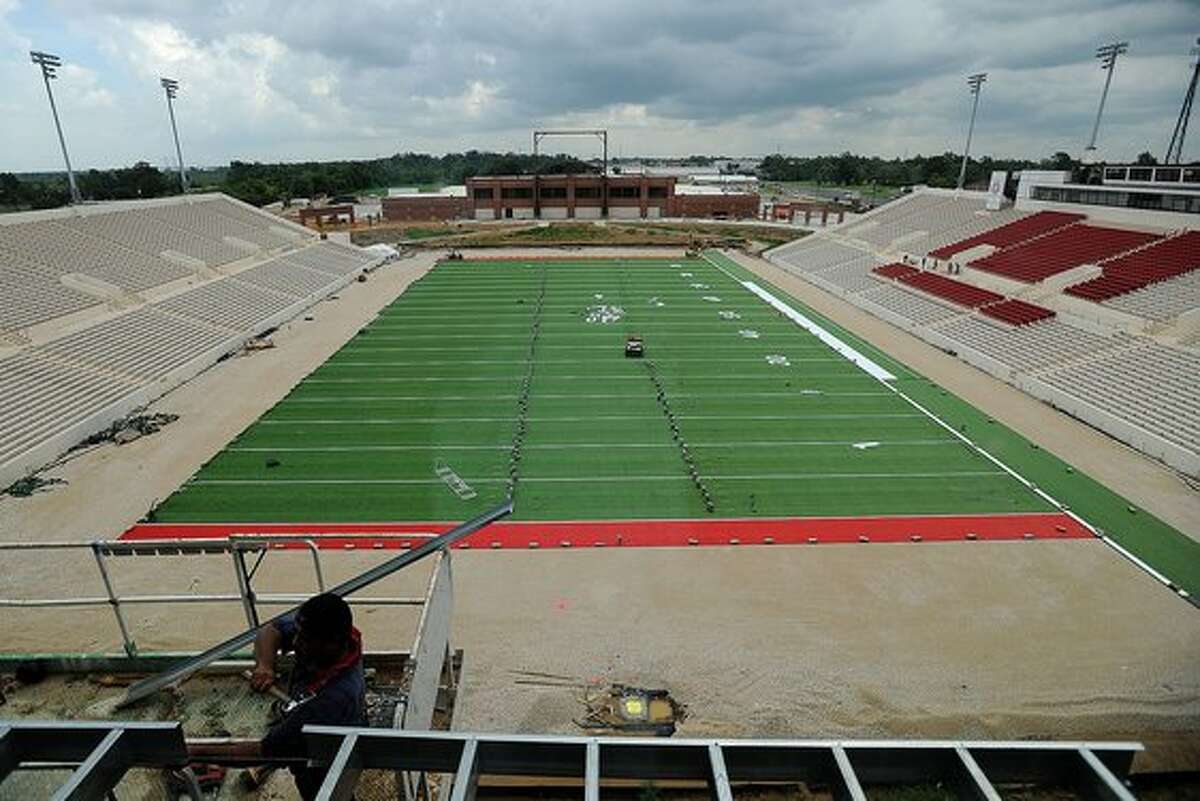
{"left": 767, "top": 189, "right": 1199, "bottom": 475}
{"left": 927, "top": 210, "right": 1084, "bottom": 260}
{"left": 0, "top": 194, "right": 382, "bottom": 490}
{"left": 969, "top": 224, "right": 1161, "bottom": 283}
{"left": 1064, "top": 230, "right": 1200, "bottom": 302}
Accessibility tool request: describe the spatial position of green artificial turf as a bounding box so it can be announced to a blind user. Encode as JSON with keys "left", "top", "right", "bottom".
{"left": 152, "top": 256, "right": 1050, "bottom": 527}
{"left": 705, "top": 250, "right": 1200, "bottom": 597}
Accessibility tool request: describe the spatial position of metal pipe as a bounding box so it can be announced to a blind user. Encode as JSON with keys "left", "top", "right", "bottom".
{"left": 92, "top": 544, "right": 136, "bottom": 657}
{"left": 118, "top": 500, "right": 513, "bottom": 708}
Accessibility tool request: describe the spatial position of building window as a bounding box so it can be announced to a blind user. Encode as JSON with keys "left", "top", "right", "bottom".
{"left": 539, "top": 187, "right": 567, "bottom": 199}
{"left": 1154, "top": 168, "right": 1182, "bottom": 183}
{"left": 473, "top": 188, "right": 493, "bottom": 200}
{"left": 501, "top": 187, "right": 532, "bottom": 199}
{"left": 1183, "top": 168, "right": 1200, "bottom": 184}
{"left": 609, "top": 186, "right": 640, "bottom": 198}
{"left": 574, "top": 187, "right": 601, "bottom": 199}
{"left": 1104, "top": 167, "right": 1127, "bottom": 182}
{"left": 1128, "top": 167, "right": 1153, "bottom": 181}
{"left": 648, "top": 186, "right": 668, "bottom": 199}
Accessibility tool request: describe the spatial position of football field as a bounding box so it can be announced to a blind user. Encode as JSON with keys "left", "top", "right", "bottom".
{"left": 151, "top": 253, "right": 1056, "bottom": 525}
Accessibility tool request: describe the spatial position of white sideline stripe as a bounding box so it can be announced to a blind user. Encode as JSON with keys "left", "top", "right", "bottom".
{"left": 282, "top": 391, "right": 893, "bottom": 402}
{"left": 260, "top": 413, "right": 924, "bottom": 424}
{"left": 302, "top": 373, "right": 867, "bottom": 384}
{"left": 229, "top": 439, "right": 960, "bottom": 452}
{"left": 725, "top": 241, "right": 1189, "bottom": 599}
{"left": 740, "top": 280, "right": 897, "bottom": 381}
{"left": 191, "top": 471, "right": 1005, "bottom": 486}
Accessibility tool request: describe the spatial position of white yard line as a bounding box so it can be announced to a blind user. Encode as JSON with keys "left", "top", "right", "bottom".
{"left": 323, "top": 357, "right": 842, "bottom": 367}
{"left": 259, "top": 413, "right": 925, "bottom": 425}
{"left": 228, "top": 439, "right": 960, "bottom": 453}
{"left": 301, "top": 373, "right": 869, "bottom": 383}
{"left": 280, "top": 391, "right": 893, "bottom": 402}
{"left": 192, "top": 471, "right": 1007, "bottom": 486}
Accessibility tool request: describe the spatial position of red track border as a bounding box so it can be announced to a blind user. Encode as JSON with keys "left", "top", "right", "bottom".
{"left": 121, "top": 513, "right": 1091, "bottom": 550}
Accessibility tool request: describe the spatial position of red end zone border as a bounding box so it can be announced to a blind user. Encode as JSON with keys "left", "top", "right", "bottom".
{"left": 121, "top": 513, "right": 1091, "bottom": 550}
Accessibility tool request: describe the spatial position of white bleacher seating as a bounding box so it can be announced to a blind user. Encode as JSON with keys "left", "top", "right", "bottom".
{"left": 0, "top": 195, "right": 379, "bottom": 489}
{"left": 1104, "top": 271, "right": 1200, "bottom": 321}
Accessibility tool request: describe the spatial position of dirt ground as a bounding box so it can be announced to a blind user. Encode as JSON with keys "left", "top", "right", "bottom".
{"left": 0, "top": 246, "right": 1197, "bottom": 759}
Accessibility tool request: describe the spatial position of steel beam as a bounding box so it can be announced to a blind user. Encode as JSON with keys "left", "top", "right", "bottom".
{"left": 315, "top": 732, "right": 362, "bottom": 801}
{"left": 118, "top": 500, "right": 511, "bottom": 708}
{"left": 448, "top": 738, "right": 480, "bottom": 801}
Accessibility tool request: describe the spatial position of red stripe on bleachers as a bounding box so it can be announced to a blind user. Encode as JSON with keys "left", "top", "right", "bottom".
{"left": 1064, "top": 231, "right": 1200, "bottom": 302}
{"left": 900, "top": 271, "right": 1004, "bottom": 308}
{"left": 980, "top": 298, "right": 1056, "bottom": 325}
{"left": 872, "top": 262, "right": 919, "bottom": 280}
{"left": 971, "top": 224, "right": 1161, "bottom": 284}
{"left": 119, "top": 513, "right": 1093, "bottom": 550}
{"left": 928, "top": 211, "right": 1085, "bottom": 260}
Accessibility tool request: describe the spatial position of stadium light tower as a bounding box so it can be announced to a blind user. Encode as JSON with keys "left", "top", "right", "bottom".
{"left": 1165, "top": 37, "right": 1200, "bottom": 165}
{"left": 956, "top": 72, "right": 987, "bottom": 190}
{"left": 1084, "top": 41, "right": 1129, "bottom": 156}
{"left": 160, "top": 77, "right": 189, "bottom": 192}
{"left": 30, "top": 50, "right": 82, "bottom": 204}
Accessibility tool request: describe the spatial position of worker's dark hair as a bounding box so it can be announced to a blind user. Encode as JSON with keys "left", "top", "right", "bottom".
{"left": 297, "top": 593, "right": 353, "bottom": 643}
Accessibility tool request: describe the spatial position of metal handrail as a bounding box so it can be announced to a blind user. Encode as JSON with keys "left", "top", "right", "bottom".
{"left": 0, "top": 532, "right": 441, "bottom": 657}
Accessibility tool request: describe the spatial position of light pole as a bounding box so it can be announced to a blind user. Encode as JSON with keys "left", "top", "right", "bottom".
{"left": 160, "top": 77, "right": 189, "bottom": 192}
{"left": 956, "top": 72, "right": 987, "bottom": 190}
{"left": 30, "top": 50, "right": 81, "bottom": 204}
{"left": 1085, "top": 41, "right": 1129, "bottom": 157}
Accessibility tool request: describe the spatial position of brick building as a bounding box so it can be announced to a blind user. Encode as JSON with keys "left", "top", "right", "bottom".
{"left": 381, "top": 174, "right": 759, "bottom": 222}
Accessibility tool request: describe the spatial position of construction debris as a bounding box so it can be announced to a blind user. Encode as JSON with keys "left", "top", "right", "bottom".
{"left": 76, "top": 413, "right": 179, "bottom": 449}
{"left": 242, "top": 336, "right": 275, "bottom": 352}
{"left": 2, "top": 475, "right": 67, "bottom": 498}
{"left": 577, "top": 683, "right": 688, "bottom": 737}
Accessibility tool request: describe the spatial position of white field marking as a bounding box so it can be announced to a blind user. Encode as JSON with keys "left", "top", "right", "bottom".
{"left": 281, "top": 391, "right": 894, "bottom": 403}
{"left": 324, "top": 357, "right": 840, "bottom": 367}
{"left": 301, "top": 373, "right": 868, "bottom": 384}
{"left": 259, "top": 414, "right": 924, "bottom": 425}
{"left": 878, "top": 378, "right": 1184, "bottom": 595}
{"left": 741, "top": 282, "right": 897, "bottom": 381}
{"left": 706, "top": 250, "right": 1188, "bottom": 599}
{"left": 192, "top": 471, "right": 1007, "bottom": 486}
{"left": 228, "top": 439, "right": 961, "bottom": 453}
{"left": 341, "top": 346, "right": 833, "bottom": 352}
{"left": 354, "top": 333, "right": 807, "bottom": 340}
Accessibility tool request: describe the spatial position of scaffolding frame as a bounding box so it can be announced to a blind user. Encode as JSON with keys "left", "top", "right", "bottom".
{"left": 0, "top": 720, "right": 195, "bottom": 801}
{"left": 302, "top": 728, "right": 1142, "bottom": 801}
{"left": 0, "top": 722, "right": 1144, "bottom": 801}
{"left": 0, "top": 534, "right": 437, "bottom": 658}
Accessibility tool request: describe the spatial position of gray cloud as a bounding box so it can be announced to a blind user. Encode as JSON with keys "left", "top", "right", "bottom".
{"left": 3, "top": 0, "right": 1197, "bottom": 171}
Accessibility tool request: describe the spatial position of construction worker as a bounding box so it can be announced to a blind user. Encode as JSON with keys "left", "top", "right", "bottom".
{"left": 188, "top": 593, "right": 367, "bottom": 800}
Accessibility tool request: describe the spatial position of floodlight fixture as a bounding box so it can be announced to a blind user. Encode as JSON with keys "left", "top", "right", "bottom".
{"left": 160, "top": 76, "right": 189, "bottom": 191}
{"left": 956, "top": 72, "right": 988, "bottom": 190}
{"left": 30, "top": 50, "right": 81, "bottom": 204}
{"left": 1165, "top": 37, "right": 1200, "bottom": 164}
{"left": 1085, "top": 41, "right": 1129, "bottom": 154}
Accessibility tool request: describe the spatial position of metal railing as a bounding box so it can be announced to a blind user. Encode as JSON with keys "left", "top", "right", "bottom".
{"left": 302, "top": 728, "right": 1145, "bottom": 801}
{"left": 0, "top": 534, "right": 437, "bottom": 657}
{"left": 0, "top": 721, "right": 1146, "bottom": 801}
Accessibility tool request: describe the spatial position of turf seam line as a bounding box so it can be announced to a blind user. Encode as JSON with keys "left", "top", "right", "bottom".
{"left": 226, "top": 439, "right": 963, "bottom": 452}
{"left": 188, "top": 472, "right": 1010, "bottom": 485}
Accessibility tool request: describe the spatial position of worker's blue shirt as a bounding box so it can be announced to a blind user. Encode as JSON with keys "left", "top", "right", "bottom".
{"left": 260, "top": 613, "right": 367, "bottom": 800}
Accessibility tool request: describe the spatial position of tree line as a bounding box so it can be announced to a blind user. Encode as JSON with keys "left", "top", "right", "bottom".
{"left": 4, "top": 148, "right": 1164, "bottom": 212}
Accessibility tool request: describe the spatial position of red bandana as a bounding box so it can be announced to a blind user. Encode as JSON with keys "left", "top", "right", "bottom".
{"left": 303, "top": 626, "right": 363, "bottom": 695}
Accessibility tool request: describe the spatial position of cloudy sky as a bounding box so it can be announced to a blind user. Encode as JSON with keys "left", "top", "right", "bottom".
{"left": 2, "top": 0, "right": 1197, "bottom": 172}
